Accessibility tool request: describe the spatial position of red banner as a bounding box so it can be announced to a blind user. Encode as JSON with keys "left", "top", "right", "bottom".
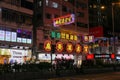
{"left": 89, "top": 26, "right": 103, "bottom": 38}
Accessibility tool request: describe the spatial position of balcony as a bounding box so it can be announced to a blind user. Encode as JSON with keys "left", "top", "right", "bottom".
{"left": 0, "top": 1, "right": 33, "bottom": 15}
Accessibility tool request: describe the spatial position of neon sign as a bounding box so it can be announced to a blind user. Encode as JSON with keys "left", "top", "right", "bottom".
{"left": 66, "top": 43, "right": 73, "bottom": 53}
{"left": 53, "top": 14, "right": 75, "bottom": 27}
{"left": 83, "top": 35, "right": 94, "bottom": 42}
{"left": 44, "top": 40, "right": 51, "bottom": 52}
{"left": 51, "top": 31, "right": 78, "bottom": 41}
{"left": 56, "top": 42, "right": 64, "bottom": 53}
{"left": 75, "top": 44, "right": 82, "bottom": 54}
{"left": 83, "top": 45, "right": 89, "bottom": 54}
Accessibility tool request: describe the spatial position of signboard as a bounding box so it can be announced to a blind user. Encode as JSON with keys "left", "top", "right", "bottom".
{"left": 66, "top": 42, "right": 73, "bottom": 53}
{"left": 51, "top": 31, "right": 78, "bottom": 41}
{"left": 53, "top": 14, "right": 75, "bottom": 27}
{"left": 0, "top": 30, "right": 5, "bottom": 41}
{"left": 22, "top": 38, "right": 27, "bottom": 43}
{"left": 27, "top": 39, "right": 32, "bottom": 44}
{"left": 11, "top": 32, "right": 17, "bottom": 42}
{"left": 5, "top": 31, "right": 11, "bottom": 41}
{"left": 56, "top": 42, "right": 64, "bottom": 53}
{"left": 75, "top": 43, "right": 82, "bottom": 54}
{"left": 83, "top": 35, "right": 94, "bottom": 43}
{"left": 9, "top": 49, "right": 29, "bottom": 63}
{"left": 44, "top": 40, "right": 51, "bottom": 52}
{"left": 83, "top": 45, "right": 89, "bottom": 54}
{"left": 94, "top": 54, "right": 112, "bottom": 59}
{"left": 87, "top": 54, "right": 94, "bottom": 60}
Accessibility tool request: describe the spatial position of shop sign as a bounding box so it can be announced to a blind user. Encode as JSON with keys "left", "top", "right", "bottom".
{"left": 94, "top": 54, "right": 110, "bottom": 59}
{"left": 44, "top": 40, "right": 51, "bottom": 52}
{"left": 83, "top": 45, "right": 89, "bottom": 53}
{"left": 87, "top": 54, "right": 94, "bottom": 60}
{"left": 83, "top": 35, "right": 94, "bottom": 43}
{"left": 9, "top": 49, "right": 29, "bottom": 63}
{"left": 75, "top": 43, "right": 82, "bottom": 54}
{"left": 66, "top": 42, "right": 73, "bottom": 53}
{"left": 111, "top": 53, "right": 115, "bottom": 59}
{"left": 51, "top": 31, "right": 78, "bottom": 41}
{"left": 56, "top": 42, "right": 64, "bottom": 53}
{"left": 53, "top": 14, "right": 75, "bottom": 27}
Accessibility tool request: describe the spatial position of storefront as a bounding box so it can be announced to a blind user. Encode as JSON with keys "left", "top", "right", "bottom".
{"left": 0, "top": 48, "right": 32, "bottom": 64}
{"left": 38, "top": 53, "right": 74, "bottom": 63}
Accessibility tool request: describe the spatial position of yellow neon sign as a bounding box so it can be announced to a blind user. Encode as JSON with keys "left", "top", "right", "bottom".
{"left": 44, "top": 40, "right": 51, "bottom": 52}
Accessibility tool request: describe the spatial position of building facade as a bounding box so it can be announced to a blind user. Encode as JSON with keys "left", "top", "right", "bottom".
{"left": 88, "top": 0, "right": 120, "bottom": 61}
{"left": 34, "top": 0, "right": 89, "bottom": 62}
{"left": 0, "top": 0, "right": 33, "bottom": 64}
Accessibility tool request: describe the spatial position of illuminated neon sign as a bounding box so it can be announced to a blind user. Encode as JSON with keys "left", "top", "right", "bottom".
{"left": 66, "top": 42, "right": 73, "bottom": 53}
{"left": 51, "top": 31, "right": 78, "bottom": 41}
{"left": 83, "top": 35, "right": 94, "bottom": 42}
{"left": 56, "top": 42, "right": 64, "bottom": 53}
{"left": 83, "top": 45, "right": 89, "bottom": 54}
{"left": 44, "top": 40, "right": 51, "bottom": 52}
{"left": 53, "top": 14, "right": 75, "bottom": 27}
{"left": 75, "top": 44, "right": 82, "bottom": 54}
{"left": 43, "top": 40, "right": 90, "bottom": 54}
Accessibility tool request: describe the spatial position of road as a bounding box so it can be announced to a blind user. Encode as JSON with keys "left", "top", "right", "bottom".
{"left": 47, "top": 72, "right": 120, "bottom": 80}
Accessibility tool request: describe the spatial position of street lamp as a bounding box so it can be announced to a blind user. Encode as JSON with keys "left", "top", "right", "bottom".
{"left": 111, "top": 2, "right": 120, "bottom": 54}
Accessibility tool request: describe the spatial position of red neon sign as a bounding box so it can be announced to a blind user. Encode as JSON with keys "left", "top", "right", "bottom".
{"left": 87, "top": 54, "right": 94, "bottom": 60}
{"left": 66, "top": 42, "right": 73, "bottom": 53}
{"left": 53, "top": 14, "right": 75, "bottom": 27}
{"left": 111, "top": 53, "right": 115, "bottom": 59}
{"left": 56, "top": 42, "right": 64, "bottom": 53}
{"left": 44, "top": 40, "right": 51, "bottom": 52}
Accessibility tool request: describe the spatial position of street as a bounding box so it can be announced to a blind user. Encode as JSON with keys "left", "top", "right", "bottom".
{"left": 47, "top": 72, "right": 120, "bottom": 80}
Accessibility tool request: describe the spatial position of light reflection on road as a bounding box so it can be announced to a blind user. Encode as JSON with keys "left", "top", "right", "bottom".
{"left": 48, "top": 72, "right": 120, "bottom": 80}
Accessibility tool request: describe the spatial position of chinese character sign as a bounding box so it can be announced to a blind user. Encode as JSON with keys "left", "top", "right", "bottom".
{"left": 83, "top": 45, "right": 89, "bottom": 53}
{"left": 66, "top": 42, "right": 73, "bottom": 53}
{"left": 44, "top": 40, "right": 51, "bottom": 52}
{"left": 53, "top": 14, "right": 75, "bottom": 27}
{"left": 56, "top": 42, "right": 64, "bottom": 53}
{"left": 75, "top": 44, "right": 82, "bottom": 54}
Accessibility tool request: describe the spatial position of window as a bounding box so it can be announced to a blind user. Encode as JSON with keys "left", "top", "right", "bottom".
{"left": 76, "top": 2, "right": 87, "bottom": 9}
{"left": 39, "top": 1, "right": 42, "bottom": 6}
{"left": 54, "top": 14, "right": 59, "bottom": 18}
{"left": 77, "top": 22, "right": 88, "bottom": 28}
{"left": 64, "top": 0, "right": 68, "bottom": 1}
{"left": 68, "top": 0, "right": 74, "bottom": 5}
{"left": 10, "top": 0, "right": 21, "bottom": 6}
{"left": 45, "top": 13, "right": 51, "bottom": 19}
{"left": 62, "top": 5, "right": 67, "bottom": 12}
{"left": 52, "top": 2, "right": 58, "bottom": 8}
{"left": 2, "top": 8, "right": 32, "bottom": 25}
{"left": 77, "top": 12, "right": 85, "bottom": 17}
{"left": 21, "top": 0, "right": 33, "bottom": 10}
{"left": 46, "top": 0, "right": 49, "bottom": 6}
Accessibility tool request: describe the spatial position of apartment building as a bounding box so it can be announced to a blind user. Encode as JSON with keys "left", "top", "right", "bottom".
{"left": 0, "top": 0, "right": 33, "bottom": 64}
